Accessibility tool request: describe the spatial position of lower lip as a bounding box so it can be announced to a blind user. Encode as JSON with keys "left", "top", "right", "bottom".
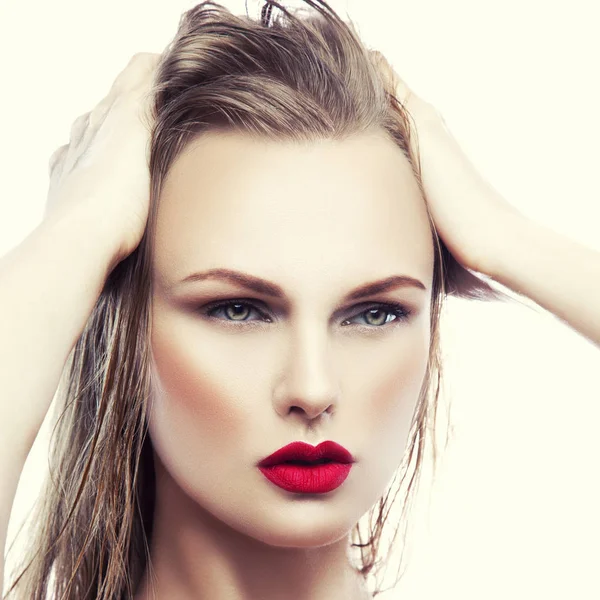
{"left": 258, "top": 462, "right": 352, "bottom": 494}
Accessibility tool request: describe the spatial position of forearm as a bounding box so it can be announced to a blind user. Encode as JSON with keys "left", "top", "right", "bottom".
{"left": 0, "top": 205, "right": 120, "bottom": 481}
{"left": 482, "top": 211, "right": 600, "bottom": 348}
{"left": 392, "top": 71, "right": 600, "bottom": 347}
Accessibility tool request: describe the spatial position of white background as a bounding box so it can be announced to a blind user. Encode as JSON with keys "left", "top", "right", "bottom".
{"left": 1, "top": 0, "right": 599, "bottom": 598}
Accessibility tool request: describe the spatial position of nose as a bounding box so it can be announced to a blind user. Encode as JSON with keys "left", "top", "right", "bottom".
{"left": 272, "top": 325, "right": 340, "bottom": 423}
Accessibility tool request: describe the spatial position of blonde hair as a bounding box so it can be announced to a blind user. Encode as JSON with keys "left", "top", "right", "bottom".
{"left": 3, "top": 1, "right": 509, "bottom": 598}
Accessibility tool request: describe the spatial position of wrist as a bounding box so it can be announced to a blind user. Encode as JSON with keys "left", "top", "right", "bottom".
{"left": 40, "top": 201, "right": 124, "bottom": 279}
{"left": 476, "top": 207, "right": 533, "bottom": 281}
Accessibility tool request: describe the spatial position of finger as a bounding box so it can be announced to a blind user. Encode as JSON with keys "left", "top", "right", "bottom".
{"left": 77, "top": 54, "right": 160, "bottom": 160}
{"left": 69, "top": 112, "right": 91, "bottom": 147}
{"left": 109, "top": 52, "right": 162, "bottom": 97}
{"left": 88, "top": 95, "right": 116, "bottom": 129}
{"left": 90, "top": 52, "right": 160, "bottom": 133}
{"left": 48, "top": 144, "right": 69, "bottom": 177}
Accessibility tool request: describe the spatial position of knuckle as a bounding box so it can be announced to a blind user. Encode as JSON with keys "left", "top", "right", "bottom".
{"left": 89, "top": 97, "right": 114, "bottom": 128}
{"left": 48, "top": 144, "right": 68, "bottom": 174}
{"left": 104, "top": 93, "right": 141, "bottom": 124}
{"left": 129, "top": 52, "right": 158, "bottom": 72}
{"left": 69, "top": 113, "right": 89, "bottom": 139}
{"left": 112, "top": 91, "right": 137, "bottom": 109}
{"left": 131, "top": 52, "right": 148, "bottom": 62}
{"left": 110, "top": 52, "right": 161, "bottom": 95}
{"left": 133, "top": 51, "right": 161, "bottom": 64}
{"left": 71, "top": 112, "right": 87, "bottom": 129}
{"left": 49, "top": 143, "right": 67, "bottom": 164}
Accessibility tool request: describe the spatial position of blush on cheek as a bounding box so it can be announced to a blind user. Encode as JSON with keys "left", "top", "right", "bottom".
{"left": 369, "top": 335, "right": 430, "bottom": 431}
{"left": 149, "top": 319, "right": 245, "bottom": 442}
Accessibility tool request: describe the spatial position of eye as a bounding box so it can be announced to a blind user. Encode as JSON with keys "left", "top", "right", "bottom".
{"left": 201, "top": 299, "right": 411, "bottom": 328}
{"left": 203, "top": 300, "right": 271, "bottom": 323}
{"left": 341, "top": 302, "right": 411, "bottom": 327}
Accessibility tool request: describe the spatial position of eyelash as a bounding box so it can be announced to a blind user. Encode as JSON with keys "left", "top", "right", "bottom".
{"left": 200, "top": 299, "right": 412, "bottom": 329}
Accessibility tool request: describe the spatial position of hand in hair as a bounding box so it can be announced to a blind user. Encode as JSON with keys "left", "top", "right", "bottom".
{"left": 370, "top": 50, "right": 523, "bottom": 275}
{"left": 45, "top": 52, "right": 162, "bottom": 265}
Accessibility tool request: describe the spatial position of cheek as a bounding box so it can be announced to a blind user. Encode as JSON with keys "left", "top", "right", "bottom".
{"left": 148, "top": 315, "right": 251, "bottom": 451}
{"left": 378, "top": 338, "right": 428, "bottom": 412}
{"left": 355, "top": 326, "right": 430, "bottom": 441}
{"left": 337, "top": 325, "right": 431, "bottom": 513}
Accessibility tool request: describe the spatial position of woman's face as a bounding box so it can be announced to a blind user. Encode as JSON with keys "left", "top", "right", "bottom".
{"left": 149, "top": 128, "right": 434, "bottom": 548}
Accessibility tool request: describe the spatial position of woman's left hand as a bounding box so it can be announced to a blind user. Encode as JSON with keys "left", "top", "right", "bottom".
{"left": 370, "top": 51, "right": 523, "bottom": 275}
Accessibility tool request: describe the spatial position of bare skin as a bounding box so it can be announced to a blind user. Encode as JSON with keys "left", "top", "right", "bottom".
{"left": 1, "top": 50, "right": 430, "bottom": 598}
{"left": 133, "top": 130, "right": 434, "bottom": 599}
{"left": 3, "top": 39, "right": 597, "bottom": 600}
{"left": 380, "top": 52, "right": 600, "bottom": 348}
{"left": 0, "top": 53, "right": 159, "bottom": 595}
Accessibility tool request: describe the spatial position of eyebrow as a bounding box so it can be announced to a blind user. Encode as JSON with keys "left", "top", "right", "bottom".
{"left": 175, "top": 268, "right": 427, "bottom": 300}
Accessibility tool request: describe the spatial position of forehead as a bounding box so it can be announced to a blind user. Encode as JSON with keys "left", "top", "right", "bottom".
{"left": 153, "top": 129, "right": 434, "bottom": 293}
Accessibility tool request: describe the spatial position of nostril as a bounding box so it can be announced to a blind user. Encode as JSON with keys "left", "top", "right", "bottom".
{"left": 288, "top": 404, "right": 334, "bottom": 417}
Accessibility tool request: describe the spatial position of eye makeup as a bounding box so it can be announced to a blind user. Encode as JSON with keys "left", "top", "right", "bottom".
{"left": 197, "top": 297, "right": 413, "bottom": 331}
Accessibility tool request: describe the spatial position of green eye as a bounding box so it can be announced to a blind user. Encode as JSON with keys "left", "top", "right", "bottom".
{"left": 364, "top": 308, "right": 392, "bottom": 326}
{"left": 202, "top": 300, "right": 411, "bottom": 327}
{"left": 341, "top": 303, "right": 411, "bottom": 327}
{"left": 224, "top": 303, "right": 250, "bottom": 321}
{"left": 206, "top": 301, "right": 269, "bottom": 322}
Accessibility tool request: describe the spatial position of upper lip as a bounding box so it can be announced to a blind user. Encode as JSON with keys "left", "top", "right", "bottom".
{"left": 258, "top": 441, "right": 355, "bottom": 467}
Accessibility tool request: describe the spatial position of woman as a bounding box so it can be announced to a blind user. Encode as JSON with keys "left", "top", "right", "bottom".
{"left": 1, "top": 1, "right": 598, "bottom": 598}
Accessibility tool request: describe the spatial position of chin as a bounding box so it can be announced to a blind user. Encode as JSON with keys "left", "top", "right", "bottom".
{"left": 224, "top": 502, "right": 358, "bottom": 549}
{"left": 248, "top": 522, "right": 354, "bottom": 549}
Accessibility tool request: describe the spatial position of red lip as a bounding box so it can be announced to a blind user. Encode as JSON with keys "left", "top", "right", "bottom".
{"left": 258, "top": 441, "right": 355, "bottom": 494}
{"left": 258, "top": 441, "right": 355, "bottom": 467}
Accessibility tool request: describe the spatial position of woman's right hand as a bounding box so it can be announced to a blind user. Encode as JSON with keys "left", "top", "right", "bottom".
{"left": 45, "top": 52, "right": 161, "bottom": 265}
